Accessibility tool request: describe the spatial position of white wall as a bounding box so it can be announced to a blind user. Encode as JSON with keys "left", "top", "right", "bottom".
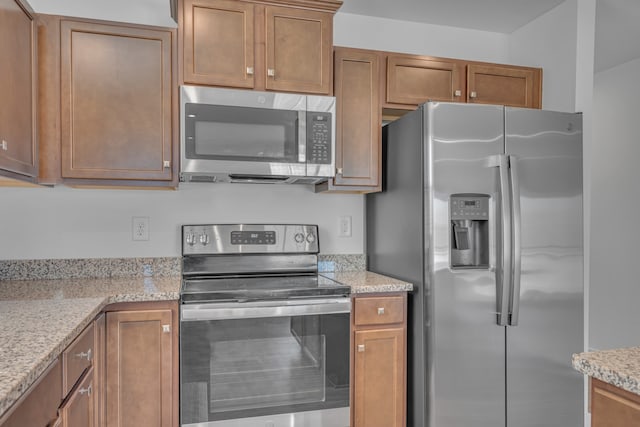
{"left": 508, "top": 0, "right": 579, "bottom": 112}
{"left": 334, "top": 12, "right": 509, "bottom": 63}
{"left": 0, "top": 5, "right": 516, "bottom": 262}
{"left": 26, "top": 0, "right": 177, "bottom": 27}
{"left": 590, "top": 57, "right": 640, "bottom": 350}
{"left": 0, "top": 184, "right": 363, "bottom": 259}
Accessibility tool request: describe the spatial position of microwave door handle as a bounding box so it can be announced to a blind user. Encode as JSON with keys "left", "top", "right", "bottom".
{"left": 298, "top": 111, "right": 307, "bottom": 163}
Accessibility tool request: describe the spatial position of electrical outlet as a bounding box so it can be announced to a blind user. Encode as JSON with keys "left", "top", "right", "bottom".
{"left": 132, "top": 216, "right": 149, "bottom": 241}
{"left": 338, "top": 215, "right": 352, "bottom": 237}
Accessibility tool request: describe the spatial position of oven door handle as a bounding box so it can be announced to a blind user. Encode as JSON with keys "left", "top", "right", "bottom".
{"left": 181, "top": 298, "right": 351, "bottom": 321}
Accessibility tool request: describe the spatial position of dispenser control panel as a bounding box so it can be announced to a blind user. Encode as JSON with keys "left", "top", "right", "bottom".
{"left": 450, "top": 194, "right": 490, "bottom": 269}
{"left": 450, "top": 196, "right": 489, "bottom": 221}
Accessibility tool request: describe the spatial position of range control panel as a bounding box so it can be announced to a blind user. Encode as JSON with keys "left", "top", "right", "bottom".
{"left": 182, "top": 224, "right": 319, "bottom": 255}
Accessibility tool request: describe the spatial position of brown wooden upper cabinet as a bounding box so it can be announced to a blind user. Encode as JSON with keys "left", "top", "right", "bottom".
{"left": 386, "top": 55, "right": 465, "bottom": 105}
{"left": 322, "top": 47, "right": 381, "bottom": 192}
{"left": 38, "top": 17, "right": 178, "bottom": 187}
{"left": 179, "top": 0, "right": 338, "bottom": 94}
{"left": 0, "top": 0, "right": 38, "bottom": 183}
{"left": 467, "top": 63, "right": 541, "bottom": 108}
{"left": 385, "top": 53, "right": 542, "bottom": 109}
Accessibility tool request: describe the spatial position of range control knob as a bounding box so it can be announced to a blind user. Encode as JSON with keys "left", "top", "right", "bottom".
{"left": 199, "top": 234, "right": 210, "bottom": 245}
{"left": 306, "top": 233, "right": 316, "bottom": 244}
{"left": 185, "top": 233, "right": 196, "bottom": 246}
{"left": 294, "top": 233, "right": 305, "bottom": 243}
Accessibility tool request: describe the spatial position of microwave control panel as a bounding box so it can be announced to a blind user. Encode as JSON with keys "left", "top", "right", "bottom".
{"left": 306, "top": 112, "right": 332, "bottom": 164}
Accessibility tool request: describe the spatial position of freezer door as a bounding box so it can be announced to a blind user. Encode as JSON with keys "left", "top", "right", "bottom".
{"left": 427, "top": 102, "right": 506, "bottom": 427}
{"left": 505, "top": 108, "right": 583, "bottom": 427}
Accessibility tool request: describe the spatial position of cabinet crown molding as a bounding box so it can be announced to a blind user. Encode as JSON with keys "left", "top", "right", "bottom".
{"left": 172, "top": 0, "right": 342, "bottom": 15}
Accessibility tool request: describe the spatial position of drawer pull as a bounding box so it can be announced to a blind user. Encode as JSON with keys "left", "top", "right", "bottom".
{"left": 267, "top": 68, "right": 275, "bottom": 77}
{"left": 162, "top": 324, "right": 171, "bottom": 333}
{"left": 78, "top": 385, "right": 92, "bottom": 396}
{"left": 75, "top": 348, "right": 92, "bottom": 361}
{"left": 1, "top": 140, "right": 7, "bottom": 151}
{"left": 357, "top": 344, "right": 365, "bottom": 353}
{"left": 377, "top": 307, "right": 385, "bottom": 315}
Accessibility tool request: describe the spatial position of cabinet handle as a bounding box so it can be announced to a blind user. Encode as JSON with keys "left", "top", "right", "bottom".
{"left": 162, "top": 324, "right": 171, "bottom": 333}
{"left": 246, "top": 67, "right": 254, "bottom": 75}
{"left": 470, "top": 91, "right": 478, "bottom": 99}
{"left": 454, "top": 90, "right": 462, "bottom": 97}
{"left": 267, "top": 68, "right": 275, "bottom": 77}
{"left": 377, "top": 307, "right": 385, "bottom": 315}
{"left": 78, "top": 385, "right": 92, "bottom": 397}
{"left": 357, "top": 344, "right": 365, "bottom": 353}
{"left": 163, "top": 160, "right": 171, "bottom": 168}
{"left": 1, "top": 140, "right": 7, "bottom": 151}
{"left": 75, "top": 348, "right": 92, "bottom": 361}
{"left": 336, "top": 167, "right": 343, "bottom": 175}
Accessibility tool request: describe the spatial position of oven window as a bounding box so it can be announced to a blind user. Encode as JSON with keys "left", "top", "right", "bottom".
{"left": 185, "top": 103, "right": 299, "bottom": 163}
{"left": 180, "top": 313, "right": 349, "bottom": 425}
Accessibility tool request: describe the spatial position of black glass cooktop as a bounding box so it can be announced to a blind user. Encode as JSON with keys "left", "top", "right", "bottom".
{"left": 181, "top": 274, "right": 350, "bottom": 303}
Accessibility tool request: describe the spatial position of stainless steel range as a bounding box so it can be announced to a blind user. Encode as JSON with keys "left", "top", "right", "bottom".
{"left": 180, "top": 224, "right": 351, "bottom": 427}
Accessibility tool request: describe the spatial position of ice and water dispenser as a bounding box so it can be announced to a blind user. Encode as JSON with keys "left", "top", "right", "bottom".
{"left": 450, "top": 194, "right": 490, "bottom": 269}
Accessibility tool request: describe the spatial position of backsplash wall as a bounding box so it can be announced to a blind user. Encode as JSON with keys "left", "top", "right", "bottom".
{"left": 0, "top": 184, "right": 364, "bottom": 260}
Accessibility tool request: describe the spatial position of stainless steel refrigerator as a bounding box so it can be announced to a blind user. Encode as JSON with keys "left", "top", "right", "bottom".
{"left": 366, "top": 102, "right": 583, "bottom": 427}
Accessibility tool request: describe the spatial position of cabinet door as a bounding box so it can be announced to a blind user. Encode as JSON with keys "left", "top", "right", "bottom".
{"left": 386, "top": 55, "right": 465, "bottom": 105}
{"left": 332, "top": 48, "right": 380, "bottom": 189}
{"left": 182, "top": 0, "right": 255, "bottom": 88}
{"left": 467, "top": 64, "right": 541, "bottom": 108}
{"left": 60, "top": 21, "right": 174, "bottom": 181}
{"left": 265, "top": 6, "right": 332, "bottom": 94}
{"left": 0, "top": 0, "right": 37, "bottom": 180}
{"left": 61, "top": 368, "right": 95, "bottom": 427}
{"left": 591, "top": 378, "right": 640, "bottom": 426}
{"left": 106, "top": 309, "right": 175, "bottom": 427}
{"left": 353, "top": 328, "right": 405, "bottom": 427}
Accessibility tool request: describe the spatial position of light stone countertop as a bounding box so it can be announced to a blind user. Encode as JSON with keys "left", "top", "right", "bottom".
{"left": 322, "top": 271, "right": 413, "bottom": 294}
{"left": 0, "top": 276, "right": 181, "bottom": 418}
{"left": 572, "top": 347, "right": 640, "bottom": 395}
{"left": 0, "top": 270, "right": 411, "bottom": 418}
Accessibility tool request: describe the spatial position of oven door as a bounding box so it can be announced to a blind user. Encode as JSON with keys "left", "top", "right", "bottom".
{"left": 180, "top": 298, "right": 351, "bottom": 427}
{"left": 180, "top": 86, "right": 308, "bottom": 178}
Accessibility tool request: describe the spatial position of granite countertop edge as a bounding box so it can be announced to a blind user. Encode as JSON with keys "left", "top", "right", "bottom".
{"left": 572, "top": 347, "right": 640, "bottom": 396}
{"left": 0, "top": 271, "right": 411, "bottom": 417}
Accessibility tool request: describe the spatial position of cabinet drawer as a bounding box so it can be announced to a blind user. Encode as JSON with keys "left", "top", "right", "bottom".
{"left": 62, "top": 323, "right": 94, "bottom": 396}
{"left": 354, "top": 296, "right": 404, "bottom": 326}
{"left": 60, "top": 367, "right": 94, "bottom": 427}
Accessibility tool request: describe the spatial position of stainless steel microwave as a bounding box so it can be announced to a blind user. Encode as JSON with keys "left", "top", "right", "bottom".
{"left": 180, "top": 85, "right": 336, "bottom": 184}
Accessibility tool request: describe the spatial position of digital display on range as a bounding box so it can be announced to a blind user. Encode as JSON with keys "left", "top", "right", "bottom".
{"left": 231, "top": 231, "right": 276, "bottom": 245}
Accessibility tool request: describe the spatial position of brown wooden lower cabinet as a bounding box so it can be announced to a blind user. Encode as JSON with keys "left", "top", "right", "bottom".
{"left": 591, "top": 378, "right": 640, "bottom": 426}
{"left": 351, "top": 294, "right": 407, "bottom": 427}
{"left": 105, "top": 302, "right": 178, "bottom": 427}
{"left": 0, "top": 359, "right": 62, "bottom": 427}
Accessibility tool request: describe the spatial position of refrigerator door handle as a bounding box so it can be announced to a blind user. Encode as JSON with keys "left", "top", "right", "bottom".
{"left": 508, "top": 155, "right": 522, "bottom": 326}
{"left": 489, "top": 154, "right": 512, "bottom": 326}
